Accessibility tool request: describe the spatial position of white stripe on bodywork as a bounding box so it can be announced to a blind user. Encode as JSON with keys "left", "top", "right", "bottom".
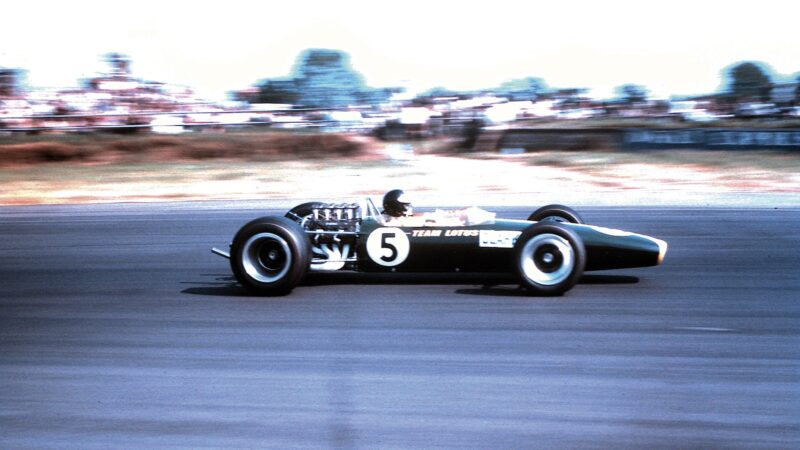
{"left": 584, "top": 225, "right": 634, "bottom": 237}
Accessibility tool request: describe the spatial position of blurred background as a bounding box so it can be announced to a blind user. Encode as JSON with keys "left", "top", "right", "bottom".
{"left": 1, "top": 0, "right": 799, "bottom": 206}
{"left": 1, "top": 0, "right": 798, "bottom": 136}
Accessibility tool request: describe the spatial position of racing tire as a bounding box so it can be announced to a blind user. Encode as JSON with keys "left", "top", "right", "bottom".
{"left": 285, "top": 202, "right": 325, "bottom": 226}
{"left": 514, "top": 222, "right": 586, "bottom": 296}
{"left": 527, "top": 204, "right": 584, "bottom": 224}
{"left": 230, "top": 216, "right": 310, "bottom": 296}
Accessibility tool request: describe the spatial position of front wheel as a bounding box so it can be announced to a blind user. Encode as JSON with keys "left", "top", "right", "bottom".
{"left": 230, "top": 216, "right": 310, "bottom": 295}
{"left": 514, "top": 222, "right": 586, "bottom": 296}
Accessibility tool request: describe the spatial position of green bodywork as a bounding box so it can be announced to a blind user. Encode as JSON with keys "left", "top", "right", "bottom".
{"left": 355, "top": 217, "right": 663, "bottom": 273}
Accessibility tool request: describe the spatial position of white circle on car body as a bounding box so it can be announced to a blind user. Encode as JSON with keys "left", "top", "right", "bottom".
{"left": 366, "top": 227, "right": 410, "bottom": 267}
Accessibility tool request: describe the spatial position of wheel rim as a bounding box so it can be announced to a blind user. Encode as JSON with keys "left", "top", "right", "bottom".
{"left": 242, "top": 232, "right": 292, "bottom": 283}
{"left": 520, "top": 233, "right": 575, "bottom": 286}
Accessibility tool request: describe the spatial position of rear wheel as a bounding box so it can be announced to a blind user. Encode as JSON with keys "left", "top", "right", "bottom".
{"left": 230, "top": 216, "right": 310, "bottom": 295}
{"left": 514, "top": 222, "right": 585, "bottom": 296}
{"left": 285, "top": 201, "right": 324, "bottom": 226}
{"left": 527, "top": 204, "right": 584, "bottom": 224}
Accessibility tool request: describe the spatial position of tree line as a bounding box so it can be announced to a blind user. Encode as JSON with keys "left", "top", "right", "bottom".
{"left": 2, "top": 49, "right": 797, "bottom": 108}
{"left": 240, "top": 49, "right": 796, "bottom": 108}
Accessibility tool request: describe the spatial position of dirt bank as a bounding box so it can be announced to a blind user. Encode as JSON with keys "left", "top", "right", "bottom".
{"left": 1, "top": 132, "right": 798, "bottom": 207}
{"left": 0, "top": 131, "right": 369, "bottom": 167}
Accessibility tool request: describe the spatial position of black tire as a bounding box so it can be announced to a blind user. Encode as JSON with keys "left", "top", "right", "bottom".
{"left": 527, "top": 204, "right": 584, "bottom": 224}
{"left": 514, "top": 222, "right": 586, "bottom": 296}
{"left": 285, "top": 201, "right": 325, "bottom": 225}
{"left": 230, "top": 216, "right": 310, "bottom": 295}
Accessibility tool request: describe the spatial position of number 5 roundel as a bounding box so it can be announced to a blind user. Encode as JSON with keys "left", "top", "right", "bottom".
{"left": 366, "top": 227, "right": 410, "bottom": 267}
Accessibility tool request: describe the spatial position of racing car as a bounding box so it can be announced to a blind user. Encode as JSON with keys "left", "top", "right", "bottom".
{"left": 212, "top": 190, "right": 667, "bottom": 296}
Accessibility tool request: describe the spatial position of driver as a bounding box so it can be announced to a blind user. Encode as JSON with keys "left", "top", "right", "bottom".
{"left": 382, "top": 189, "right": 428, "bottom": 226}
{"left": 382, "top": 189, "right": 413, "bottom": 218}
{"left": 381, "top": 189, "right": 494, "bottom": 227}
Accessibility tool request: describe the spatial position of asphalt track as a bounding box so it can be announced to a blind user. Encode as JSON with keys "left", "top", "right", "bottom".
{"left": 1, "top": 203, "right": 798, "bottom": 449}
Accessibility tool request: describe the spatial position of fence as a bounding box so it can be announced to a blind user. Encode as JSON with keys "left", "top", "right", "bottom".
{"left": 499, "top": 128, "right": 800, "bottom": 151}
{"left": 0, "top": 108, "right": 348, "bottom": 133}
{"left": 623, "top": 129, "right": 800, "bottom": 150}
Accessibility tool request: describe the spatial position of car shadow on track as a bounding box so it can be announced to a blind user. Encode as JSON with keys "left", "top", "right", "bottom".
{"left": 302, "top": 272, "right": 514, "bottom": 286}
{"left": 181, "top": 275, "right": 251, "bottom": 297}
{"left": 181, "top": 272, "right": 515, "bottom": 297}
{"left": 581, "top": 274, "right": 640, "bottom": 285}
{"left": 181, "top": 273, "right": 638, "bottom": 297}
{"left": 456, "top": 274, "right": 640, "bottom": 297}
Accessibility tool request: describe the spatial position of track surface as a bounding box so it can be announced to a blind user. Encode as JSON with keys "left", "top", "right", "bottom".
{"left": 1, "top": 203, "right": 799, "bottom": 449}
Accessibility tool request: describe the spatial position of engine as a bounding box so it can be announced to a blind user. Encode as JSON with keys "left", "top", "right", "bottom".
{"left": 299, "top": 203, "right": 361, "bottom": 271}
{"left": 304, "top": 203, "right": 361, "bottom": 233}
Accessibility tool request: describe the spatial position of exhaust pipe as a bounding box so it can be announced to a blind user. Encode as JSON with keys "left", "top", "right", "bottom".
{"left": 211, "top": 247, "right": 231, "bottom": 259}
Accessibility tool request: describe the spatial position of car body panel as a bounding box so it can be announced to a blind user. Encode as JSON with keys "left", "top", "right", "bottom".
{"left": 356, "top": 217, "right": 664, "bottom": 273}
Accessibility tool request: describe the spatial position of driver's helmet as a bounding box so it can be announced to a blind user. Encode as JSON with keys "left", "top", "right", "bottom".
{"left": 383, "top": 189, "right": 413, "bottom": 217}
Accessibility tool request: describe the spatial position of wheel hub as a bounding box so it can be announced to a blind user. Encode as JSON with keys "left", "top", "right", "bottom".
{"left": 520, "top": 233, "right": 575, "bottom": 286}
{"left": 258, "top": 244, "right": 286, "bottom": 271}
{"left": 533, "top": 243, "right": 565, "bottom": 274}
{"left": 242, "top": 232, "right": 292, "bottom": 283}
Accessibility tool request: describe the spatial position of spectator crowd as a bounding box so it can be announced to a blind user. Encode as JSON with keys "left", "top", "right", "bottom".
{"left": 2, "top": 56, "right": 799, "bottom": 137}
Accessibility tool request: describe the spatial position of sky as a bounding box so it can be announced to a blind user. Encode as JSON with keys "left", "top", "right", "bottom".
{"left": 1, "top": 0, "right": 798, "bottom": 101}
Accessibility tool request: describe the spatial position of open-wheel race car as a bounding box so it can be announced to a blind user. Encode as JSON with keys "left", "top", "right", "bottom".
{"left": 212, "top": 190, "right": 667, "bottom": 296}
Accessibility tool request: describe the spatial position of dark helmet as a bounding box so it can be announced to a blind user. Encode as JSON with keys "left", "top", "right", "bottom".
{"left": 383, "top": 189, "right": 412, "bottom": 217}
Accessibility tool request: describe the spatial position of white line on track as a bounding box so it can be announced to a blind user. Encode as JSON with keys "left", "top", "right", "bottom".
{"left": 674, "top": 326, "right": 736, "bottom": 332}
